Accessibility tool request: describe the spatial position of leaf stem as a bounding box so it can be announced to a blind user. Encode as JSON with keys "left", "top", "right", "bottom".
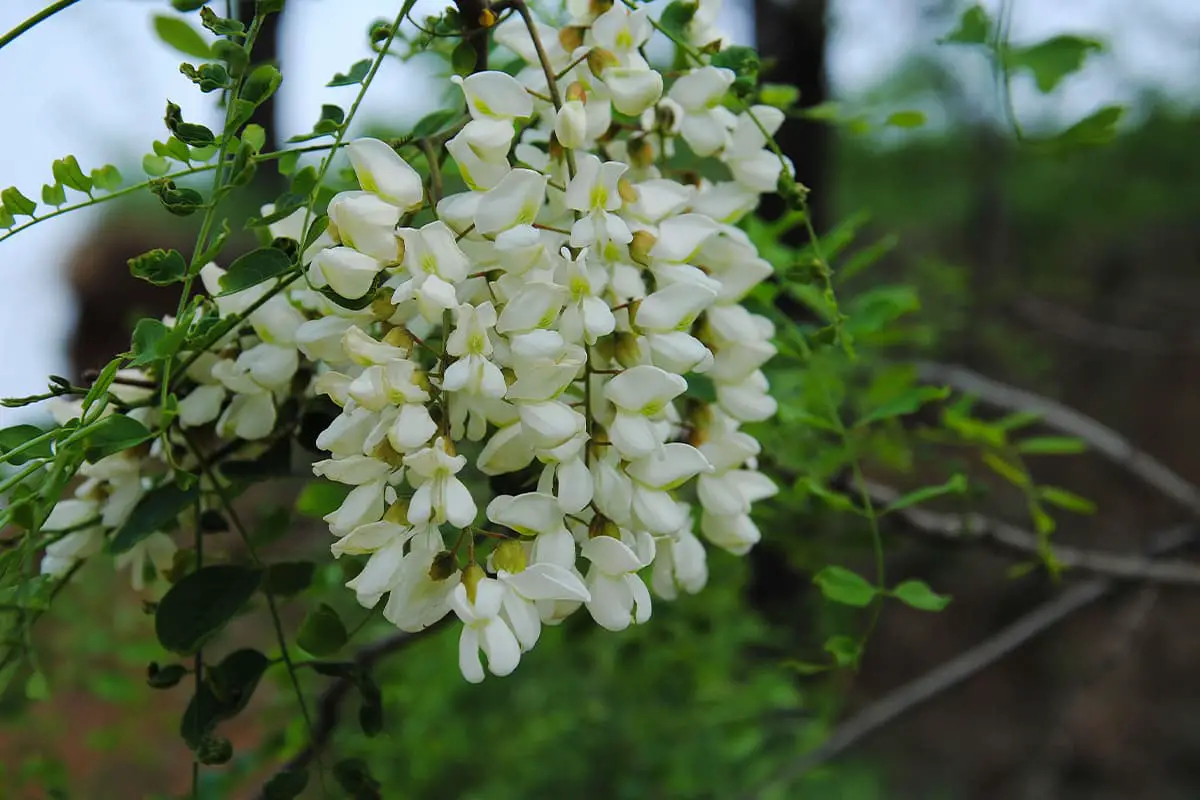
{"left": 0, "top": 0, "right": 83, "bottom": 52}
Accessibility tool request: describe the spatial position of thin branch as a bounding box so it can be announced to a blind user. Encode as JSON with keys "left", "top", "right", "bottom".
{"left": 916, "top": 360, "right": 1200, "bottom": 516}
{"left": 1011, "top": 295, "right": 1200, "bottom": 355}
{"left": 748, "top": 521, "right": 1198, "bottom": 797}
{"left": 0, "top": 0, "right": 82, "bottom": 52}
{"left": 866, "top": 480, "right": 1200, "bottom": 586}
{"left": 253, "top": 621, "right": 447, "bottom": 796}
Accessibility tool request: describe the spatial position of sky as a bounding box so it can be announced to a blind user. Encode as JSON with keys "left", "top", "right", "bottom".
{"left": 0, "top": 0, "right": 1197, "bottom": 425}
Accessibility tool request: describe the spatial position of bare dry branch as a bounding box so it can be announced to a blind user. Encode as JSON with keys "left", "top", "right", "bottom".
{"left": 866, "top": 480, "right": 1200, "bottom": 585}
{"left": 916, "top": 360, "right": 1200, "bottom": 516}
{"left": 746, "top": 522, "right": 1197, "bottom": 798}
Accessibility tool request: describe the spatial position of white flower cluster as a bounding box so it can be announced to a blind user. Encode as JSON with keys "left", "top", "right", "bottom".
{"left": 38, "top": 2, "right": 788, "bottom": 683}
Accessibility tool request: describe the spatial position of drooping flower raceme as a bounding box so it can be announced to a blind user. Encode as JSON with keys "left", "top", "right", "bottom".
{"left": 33, "top": 3, "right": 788, "bottom": 683}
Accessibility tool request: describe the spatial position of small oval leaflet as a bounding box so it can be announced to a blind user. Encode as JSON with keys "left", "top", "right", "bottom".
{"left": 155, "top": 564, "right": 262, "bottom": 654}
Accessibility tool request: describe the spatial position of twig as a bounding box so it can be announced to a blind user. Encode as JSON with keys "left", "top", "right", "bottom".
{"left": 253, "top": 621, "right": 447, "bottom": 796}
{"left": 915, "top": 360, "right": 1200, "bottom": 516}
{"left": 865, "top": 480, "right": 1200, "bottom": 586}
{"left": 1011, "top": 295, "right": 1200, "bottom": 354}
{"left": 746, "top": 522, "right": 1198, "bottom": 797}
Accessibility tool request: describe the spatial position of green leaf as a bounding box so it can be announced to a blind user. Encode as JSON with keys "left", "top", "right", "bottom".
{"left": 0, "top": 425, "right": 53, "bottom": 464}
{"left": 79, "top": 414, "right": 154, "bottom": 461}
{"left": 241, "top": 124, "right": 266, "bottom": 153}
{"left": 25, "top": 671, "right": 49, "bottom": 701}
{"left": 171, "top": 0, "right": 208, "bottom": 10}
{"left": 886, "top": 110, "right": 926, "bottom": 128}
{"left": 982, "top": 451, "right": 1029, "bottom": 487}
{"left": 332, "top": 759, "right": 381, "bottom": 797}
{"left": 659, "top": 0, "right": 698, "bottom": 39}
{"left": 181, "top": 648, "right": 269, "bottom": 749}
{"left": 218, "top": 247, "right": 293, "bottom": 294}
{"left": 451, "top": 40, "right": 477, "bottom": 77}
{"left": 129, "top": 248, "right": 187, "bottom": 286}
{"left": 130, "top": 318, "right": 170, "bottom": 365}
{"left": 882, "top": 474, "right": 968, "bottom": 514}
{"left": 412, "top": 108, "right": 462, "bottom": 139}
{"left": 1017, "top": 436, "right": 1086, "bottom": 455}
{"left": 710, "top": 46, "right": 760, "bottom": 80}
{"left": 1, "top": 187, "right": 36, "bottom": 217}
{"left": 152, "top": 14, "right": 213, "bottom": 59}
{"left": 891, "top": 579, "right": 951, "bottom": 611}
{"left": 1006, "top": 35, "right": 1103, "bottom": 93}
{"left": 199, "top": 7, "right": 246, "bottom": 36}
{"left": 90, "top": 164, "right": 122, "bottom": 192}
{"left": 1038, "top": 485, "right": 1096, "bottom": 514}
{"left": 295, "top": 480, "right": 351, "bottom": 518}
{"left": 1030, "top": 501, "right": 1057, "bottom": 536}
{"left": 328, "top": 59, "right": 372, "bottom": 87}
{"left": 0, "top": 205, "right": 14, "bottom": 229}
{"left": 822, "top": 634, "right": 860, "bottom": 667}
{"left": 156, "top": 565, "right": 261, "bottom": 654}
{"left": 813, "top": 566, "right": 877, "bottom": 607}
{"left": 147, "top": 662, "right": 189, "bottom": 689}
{"left": 855, "top": 385, "right": 949, "bottom": 427}
{"left": 262, "top": 561, "right": 316, "bottom": 597}
{"left": 241, "top": 64, "right": 283, "bottom": 108}
{"left": 942, "top": 4, "right": 991, "bottom": 45}
{"left": 51, "top": 155, "right": 92, "bottom": 193}
{"left": 164, "top": 101, "right": 215, "bottom": 148}
{"left": 41, "top": 183, "right": 65, "bottom": 207}
{"left": 150, "top": 180, "right": 205, "bottom": 216}
{"left": 143, "top": 154, "right": 171, "bottom": 177}
{"left": 797, "top": 477, "right": 857, "bottom": 513}
{"left": 297, "top": 603, "right": 348, "bottom": 656}
{"left": 759, "top": 83, "right": 799, "bottom": 109}
{"left": 263, "top": 769, "right": 310, "bottom": 800}
{"left": 110, "top": 484, "right": 198, "bottom": 554}
{"left": 180, "top": 61, "right": 231, "bottom": 93}
{"left": 1047, "top": 105, "right": 1124, "bottom": 149}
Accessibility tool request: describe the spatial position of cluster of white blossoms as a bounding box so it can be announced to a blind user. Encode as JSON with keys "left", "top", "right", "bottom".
{"left": 37, "top": 1, "right": 788, "bottom": 683}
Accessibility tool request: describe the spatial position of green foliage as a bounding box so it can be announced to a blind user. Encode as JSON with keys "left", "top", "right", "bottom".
{"left": 814, "top": 566, "right": 878, "bottom": 607}
{"left": 890, "top": 580, "right": 951, "bottom": 611}
{"left": 328, "top": 59, "right": 372, "bottom": 87}
{"left": 128, "top": 248, "right": 187, "bottom": 285}
{"left": 296, "top": 603, "right": 348, "bottom": 656}
{"left": 155, "top": 565, "right": 262, "bottom": 654}
{"left": 217, "top": 246, "right": 293, "bottom": 294}
{"left": 1005, "top": 35, "right": 1104, "bottom": 93}
{"left": 109, "top": 484, "right": 198, "bottom": 554}
{"left": 152, "top": 14, "right": 213, "bottom": 60}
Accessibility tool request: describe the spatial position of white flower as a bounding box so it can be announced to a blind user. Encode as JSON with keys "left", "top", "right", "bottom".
{"left": 115, "top": 532, "right": 177, "bottom": 592}
{"left": 308, "top": 246, "right": 382, "bottom": 300}
{"left": 451, "top": 572, "right": 522, "bottom": 682}
{"left": 564, "top": 153, "right": 633, "bottom": 251}
{"left": 667, "top": 66, "right": 737, "bottom": 156}
{"left": 474, "top": 168, "right": 548, "bottom": 236}
{"left": 382, "top": 546, "right": 461, "bottom": 631}
{"left": 346, "top": 137, "right": 424, "bottom": 211}
{"left": 454, "top": 71, "right": 534, "bottom": 122}
{"left": 404, "top": 439, "right": 476, "bottom": 528}
{"left": 582, "top": 530, "right": 655, "bottom": 631}
{"left": 652, "top": 526, "right": 708, "bottom": 600}
{"left": 602, "top": 365, "right": 687, "bottom": 460}
{"left": 444, "top": 302, "right": 507, "bottom": 399}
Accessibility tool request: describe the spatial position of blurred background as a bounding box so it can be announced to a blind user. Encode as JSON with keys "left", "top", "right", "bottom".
{"left": 1, "top": 0, "right": 1199, "bottom": 797}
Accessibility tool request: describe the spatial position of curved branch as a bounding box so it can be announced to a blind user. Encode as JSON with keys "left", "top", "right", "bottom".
{"left": 866, "top": 480, "right": 1200, "bottom": 586}
{"left": 916, "top": 360, "right": 1200, "bottom": 516}
{"left": 748, "top": 521, "right": 1198, "bottom": 797}
{"left": 0, "top": 0, "right": 83, "bottom": 52}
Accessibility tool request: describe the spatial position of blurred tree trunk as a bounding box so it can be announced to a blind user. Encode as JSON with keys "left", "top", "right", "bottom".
{"left": 753, "top": 0, "right": 829, "bottom": 236}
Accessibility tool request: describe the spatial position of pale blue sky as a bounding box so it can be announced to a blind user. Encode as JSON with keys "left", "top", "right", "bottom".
{"left": 0, "top": 0, "right": 1197, "bottom": 424}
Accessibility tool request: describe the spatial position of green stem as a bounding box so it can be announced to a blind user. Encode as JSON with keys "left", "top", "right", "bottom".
{"left": 0, "top": 143, "right": 339, "bottom": 248}
{"left": 192, "top": 504, "right": 204, "bottom": 797}
{"left": 0, "top": 0, "right": 83, "bottom": 52}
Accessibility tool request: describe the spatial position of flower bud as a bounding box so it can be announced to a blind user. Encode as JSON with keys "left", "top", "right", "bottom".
{"left": 478, "top": 8, "right": 497, "bottom": 27}
{"left": 617, "top": 177, "right": 639, "bottom": 204}
{"left": 493, "top": 540, "right": 527, "bottom": 574}
{"left": 559, "top": 26, "right": 585, "bottom": 51}
{"left": 586, "top": 48, "right": 619, "bottom": 77}
{"left": 628, "top": 136, "right": 654, "bottom": 170}
{"left": 429, "top": 550, "right": 459, "bottom": 581}
{"left": 383, "top": 498, "right": 411, "bottom": 525}
{"left": 588, "top": 513, "right": 618, "bottom": 539}
{"left": 614, "top": 330, "right": 643, "bottom": 368}
{"left": 554, "top": 99, "right": 589, "bottom": 150}
{"left": 565, "top": 81, "right": 587, "bottom": 103}
{"left": 462, "top": 562, "right": 486, "bottom": 604}
{"left": 629, "top": 230, "right": 656, "bottom": 265}
{"left": 371, "top": 293, "right": 397, "bottom": 321}
{"left": 383, "top": 326, "right": 415, "bottom": 351}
